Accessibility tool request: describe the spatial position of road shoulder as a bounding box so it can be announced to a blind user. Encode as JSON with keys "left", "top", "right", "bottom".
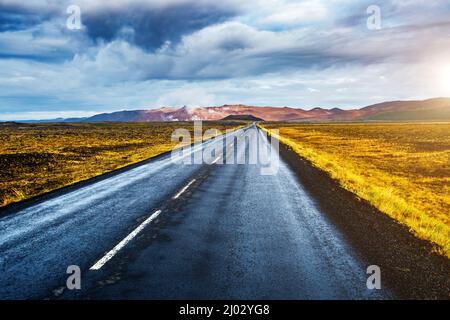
{"left": 276, "top": 137, "right": 450, "bottom": 299}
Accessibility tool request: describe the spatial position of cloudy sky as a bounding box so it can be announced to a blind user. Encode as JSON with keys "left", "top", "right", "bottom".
{"left": 0, "top": 0, "right": 450, "bottom": 120}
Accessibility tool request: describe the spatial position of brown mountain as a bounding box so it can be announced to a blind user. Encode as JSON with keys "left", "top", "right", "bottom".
{"left": 65, "top": 98, "right": 450, "bottom": 122}
{"left": 356, "top": 98, "right": 450, "bottom": 120}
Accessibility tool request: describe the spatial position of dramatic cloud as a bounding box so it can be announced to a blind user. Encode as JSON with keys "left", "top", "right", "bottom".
{"left": 0, "top": 0, "right": 449, "bottom": 119}
{"left": 0, "top": 1, "right": 59, "bottom": 31}
{"left": 80, "top": 0, "right": 241, "bottom": 51}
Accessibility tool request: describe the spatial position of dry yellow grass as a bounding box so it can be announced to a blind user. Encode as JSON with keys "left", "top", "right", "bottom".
{"left": 0, "top": 121, "right": 242, "bottom": 207}
{"left": 261, "top": 122, "right": 450, "bottom": 257}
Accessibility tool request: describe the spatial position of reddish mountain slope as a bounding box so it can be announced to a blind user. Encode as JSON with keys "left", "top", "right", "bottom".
{"left": 73, "top": 98, "right": 450, "bottom": 122}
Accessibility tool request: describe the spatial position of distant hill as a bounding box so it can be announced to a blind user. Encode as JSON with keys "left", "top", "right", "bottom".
{"left": 0, "top": 121, "right": 24, "bottom": 127}
{"left": 12, "top": 98, "right": 450, "bottom": 122}
{"left": 221, "top": 114, "right": 264, "bottom": 121}
{"left": 356, "top": 98, "right": 450, "bottom": 121}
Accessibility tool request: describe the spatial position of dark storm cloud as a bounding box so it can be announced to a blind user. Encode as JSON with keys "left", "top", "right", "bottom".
{"left": 0, "top": 2, "right": 56, "bottom": 31}
{"left": 0, "top": 1, "right": 241, "bottom": 52}
{"left": 0, "top": 7, "right": 42, "bottom": 31}
{"left": 82, "top": 2, "right": 240, "bottom": 51}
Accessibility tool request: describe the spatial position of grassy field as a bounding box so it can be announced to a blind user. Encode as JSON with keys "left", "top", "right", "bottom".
{"left": 261, "top": 122, "right": 450, "bottom": 257}
{"left": 0, "top": 121, "right": 242, "bottom": 208}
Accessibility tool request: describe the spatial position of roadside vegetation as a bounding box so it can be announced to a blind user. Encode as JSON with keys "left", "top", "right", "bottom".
{"left": 0, "top": 121, "right": 242, "bottom": 208}
{"left": 261, "top": 122, "right": 450, "bottom": 258}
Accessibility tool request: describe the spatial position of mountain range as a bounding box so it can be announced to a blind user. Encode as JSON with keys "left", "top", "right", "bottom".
{"left": 25, "top": 98, "right": 450, "bottom": 122}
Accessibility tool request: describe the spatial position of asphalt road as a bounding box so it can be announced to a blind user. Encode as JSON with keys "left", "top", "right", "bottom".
{"left": 0, "top": 124, "right": 390, "bottom": 299}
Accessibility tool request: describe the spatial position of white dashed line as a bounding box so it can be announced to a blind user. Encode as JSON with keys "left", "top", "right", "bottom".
{"left": 87, "top": 128, "right": 252, "bottom": 271}
{"left": 172, "top": 179, "right": 196, "bottom": 199}
{"left": 212, "top": 157, "right": 221, "bottom": 164}
{"left": 90, "top": 209, "right": 162, "bottom": 270}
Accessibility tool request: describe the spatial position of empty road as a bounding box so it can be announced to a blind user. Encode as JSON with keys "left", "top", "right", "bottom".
{"left": 0, "top": 124, "right": 390, "bottom": 299}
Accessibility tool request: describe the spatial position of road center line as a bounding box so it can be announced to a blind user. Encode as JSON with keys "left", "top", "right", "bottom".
{"left": 172, "top": 179, "right": 196, "bottom": 199}
{"left": 90, "top": 209, "right": 162, "bottom": 270}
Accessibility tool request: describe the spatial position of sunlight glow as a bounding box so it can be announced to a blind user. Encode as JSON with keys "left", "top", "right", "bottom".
{"left": 439, "top": 65, "right": 450, "bottom": 95}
